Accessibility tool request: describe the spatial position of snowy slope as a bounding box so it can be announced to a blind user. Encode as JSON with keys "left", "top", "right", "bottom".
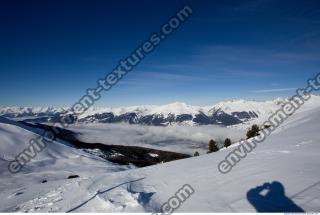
{"left": 59, "top": 103, "right": 320, "bottom": 212}
{"left": 0, "top": 118, "right": 133, "bottom": 212}
{"left": 0, "top": 98, "right": 320, "bottom": 212}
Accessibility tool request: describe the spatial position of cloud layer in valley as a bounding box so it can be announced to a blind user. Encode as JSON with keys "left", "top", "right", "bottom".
{"left": 69, "top": 123, "right": 245, "bottom": 155}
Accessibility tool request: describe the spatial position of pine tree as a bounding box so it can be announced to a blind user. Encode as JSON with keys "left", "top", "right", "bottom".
{"left": 208, "top": 139, "right": 219, "bottom": 153}
{"left": 194, "top": 151, "right": 200, "bottom": 156}
{"left": 246, "top": 124, "right": 260, "bottom": 139}
{"left": 224, "top": 138, "right": 232, "bottom": 148}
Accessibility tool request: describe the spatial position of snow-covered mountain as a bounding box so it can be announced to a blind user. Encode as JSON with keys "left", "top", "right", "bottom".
{"left": 0, "top": 95, "right": 320, "bottom": 212}
{"left": 0, "top": 107, "right": 65, "bottom": 120}
{"left": 1, "top": 95, "right": 320, "bottom": 126}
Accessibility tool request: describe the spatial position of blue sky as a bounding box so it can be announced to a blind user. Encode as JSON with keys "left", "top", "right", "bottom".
{"left": 1, "top": 0, "right": 320, "bottom": 107}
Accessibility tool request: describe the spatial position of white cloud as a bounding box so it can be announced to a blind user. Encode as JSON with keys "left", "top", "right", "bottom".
{"left": 69, "top": 124, "right": 245, "bottom": 155}
{"left": 250, "top": 88, "right": 296, "bottom": 93}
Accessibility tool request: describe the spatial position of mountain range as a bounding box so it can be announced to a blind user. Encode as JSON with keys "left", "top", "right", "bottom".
{"left": 1, "top": 95, "right": 320, "bottom": 126}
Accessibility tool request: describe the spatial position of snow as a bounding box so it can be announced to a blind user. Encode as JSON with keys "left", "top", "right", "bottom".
{"left": 77, "top": 99, "right": 281, "bottom": 119}
{"left": 0, "top": 106, "right": 65, "bottom": 116}
{"left": 0, "top": 97, "right": 320, "bottom": 212}
{"left": 3, "top": 95, "right": 320, "bottom": 120}
{"left": 148, "top": 153, "right": 159, "bottom": 158}
{"left": 2, "top": 95, "right": 320, "bottom": 129}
